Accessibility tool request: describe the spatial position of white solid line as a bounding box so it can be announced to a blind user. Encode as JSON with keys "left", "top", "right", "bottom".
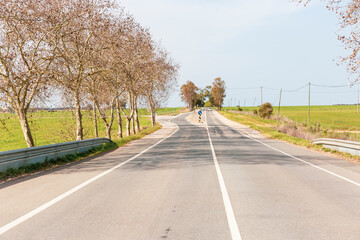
{"left": 205, "top": 111, "right": 242, "bottom": 240}
{"left": 0, "top": 123, "right": 179, "bottom": 236}
{"left": 231, "top": 123, "right": 360, "bottom": 188}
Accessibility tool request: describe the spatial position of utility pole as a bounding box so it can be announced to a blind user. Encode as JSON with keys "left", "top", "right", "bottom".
{"left": 278, "top": 88, "right": 282, "bottom": 116}
{"left": 260, "top": 87, "right": 263, "bottom": 105}
{"left": 308, "top": 82, "right": 311, "bottom": 124}
{"left": 357, "top": 88, "right": 359, "bottom": 113}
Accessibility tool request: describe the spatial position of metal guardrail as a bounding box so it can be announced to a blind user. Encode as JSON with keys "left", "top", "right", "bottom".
{"left": 312, "top": 138, "right": 360, "bottom": 156}
{"left": 0, "top": 138, "right": 111, "bottom": 172}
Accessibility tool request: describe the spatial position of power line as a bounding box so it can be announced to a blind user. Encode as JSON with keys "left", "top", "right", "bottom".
{"left": 311, "top": 90, "right": 358, "bottom": 94}
{"left": 312, "top": 82, "right": 360, "bottom": 88}
{"left": 312, "top": 83, "right": 349, "bottom": 88}
{"left": 227, "top": 87, "right": 259, "bottom": 90}
{"left": 229, "top": 82, "right": 358, "bottom": 92}
{"left": 283, "top": 84, "right": 309, "bottom": 93}
{"left": 262, "top": 87, "right": 280, "bottom": 91}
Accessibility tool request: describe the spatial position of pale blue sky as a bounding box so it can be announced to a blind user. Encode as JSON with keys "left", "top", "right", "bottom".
{"left": 118, "top": 0, "right": 356, "bottom": 107}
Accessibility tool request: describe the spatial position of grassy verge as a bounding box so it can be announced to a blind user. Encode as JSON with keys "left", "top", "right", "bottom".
{"left": 220, "top": 111, "right": 311, "bottom": 147}
{"left": 156, "top": 107, "right": 189, "bottom": 116}
{"left": 219, "top": 111, "right": 360, "bottom": 164}
{"left": 0, "top": 124, "right": 162, "bottom": 182}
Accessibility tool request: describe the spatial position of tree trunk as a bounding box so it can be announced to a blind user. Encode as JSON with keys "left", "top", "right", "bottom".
{"left": 147, "top": 95, "right": 156, "bottom": 126}
{"left": 126, "top": 117, "right": 131, "bottom": 136}
{"left": 74, "top": 91, "right": 83, "bottom": 140}
{"left": 105, "top": 125, "right": 111, "bottom": 139}
{"left": 93, "top": 99, "right": 98, "bottom": 138}
{"left": 126, "top": 91, "right": 134, "bottom": 136}
{"left": 149, "top": 103, "right": 156, "bottom": 126}
{"left": 134, "top": 98, "right": 140, "bottom": 133}
{"left": 107, "top": 102, "right": 115, "bottom": 140}
{"left": 94, "top": 99, "right": 115, "bottom": 140}
{"left": 132, "top": 114, "right": 136, "bottom": 134}
{"left": 17, "top": 108, "right": 35, "bottom": 147}
{"left": 130, "top": 93, "right": 136, "bottom": 134}
{"left": 135, "top": 110, "right": 140, "bottom": 132}
{"left": 116, "top": 98, "right": 123, "bottom": 138}
{"left": 150, "top": 108, "right": 156, "bottom": 126}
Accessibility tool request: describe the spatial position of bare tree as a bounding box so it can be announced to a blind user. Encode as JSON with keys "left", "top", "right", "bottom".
{"left": 49, "top": 0, "right": 115, "bottom": 141}
{"left": 86, "top": 59, "right": 125, "bottom": 140}
{"left": 84, "top": 14, "right": 130, "bottom": 140}
{"left": 0, "top": 0, "right": 63, "bottom": 147}
{"left": 144, "top": 47, "right": 178, "bottom": 126}
{"left": 116, "top": 22, "right": 153, "bottom": 136}
{"left": 0, "top": 0, "right": 179, "bottom": 147}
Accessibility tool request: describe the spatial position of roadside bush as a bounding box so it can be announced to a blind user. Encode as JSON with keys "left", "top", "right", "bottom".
{"left": 259, "top": 102, "right": 273, "bottom": 119}
{"left": 237, "top": 106, "right": 242, "bottom": 111}
{"left": 253, "top": 109, "right": 258, "bottom": 116}
{"left": 276, "top": 121, "right": 317, "bottom": 141}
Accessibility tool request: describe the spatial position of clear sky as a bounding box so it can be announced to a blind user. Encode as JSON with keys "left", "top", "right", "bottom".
{"left": 117, "top": 0, "right": 357, "bottom": 107}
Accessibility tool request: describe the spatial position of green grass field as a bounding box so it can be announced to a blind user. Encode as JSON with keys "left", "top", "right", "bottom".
{"left": 0, "top": 107, "right": 187, "bottom": 152}
{"left": 0, "top": 110, "right": 151, "bottom": 152}
{"left": 156, "top": 107, "right": 188, "bottom": 115}
{"left": 223, "top": 105, "right": 360, "bottom": 131}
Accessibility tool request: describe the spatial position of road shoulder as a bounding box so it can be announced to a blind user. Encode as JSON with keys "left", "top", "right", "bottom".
{"left": 212, "top": 110, "right": 360, "bottom": 183}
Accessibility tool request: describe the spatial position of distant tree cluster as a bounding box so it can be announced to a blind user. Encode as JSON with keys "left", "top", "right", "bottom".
{"left": 297, "top": 0, "right": 360, "bottom": 82}
{"left": 180, "top": 77, "right": 226, "bottom": 111}
{"left": 0, "top": 0, "right": 178, "bottom": 147}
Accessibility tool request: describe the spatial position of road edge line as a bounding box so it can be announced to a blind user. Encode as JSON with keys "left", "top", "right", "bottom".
{"left": 240, "top": 130, "right": 360, "bottom": 187}
{"left": 216, "top": 112, "right": 360, "bottom": 188}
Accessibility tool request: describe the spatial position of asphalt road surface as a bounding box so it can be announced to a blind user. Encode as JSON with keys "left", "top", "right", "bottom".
{"left": 1, "top": 111, "right": 360, "bottom": 240}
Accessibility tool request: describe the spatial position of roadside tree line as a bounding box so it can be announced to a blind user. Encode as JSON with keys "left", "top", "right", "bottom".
{"left": 180, "top": 77, "right": 226, "bottom": 111}
{"left": 0, "top": 0, "right": 178, "bottom": 147}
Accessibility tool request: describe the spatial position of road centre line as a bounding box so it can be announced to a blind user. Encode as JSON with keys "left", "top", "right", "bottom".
{"left": 0, "top": 119, "right": 180, "bottom": 236}
{"left": 205, "top": 111, "right": 242, "bottom": 240}
{"left": 229, "top": 121, "right": 360, "bottom": 188}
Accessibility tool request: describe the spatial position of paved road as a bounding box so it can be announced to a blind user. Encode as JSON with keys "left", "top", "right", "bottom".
{"left": 1, "top": 111, "right": 360, "bottom": 239}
